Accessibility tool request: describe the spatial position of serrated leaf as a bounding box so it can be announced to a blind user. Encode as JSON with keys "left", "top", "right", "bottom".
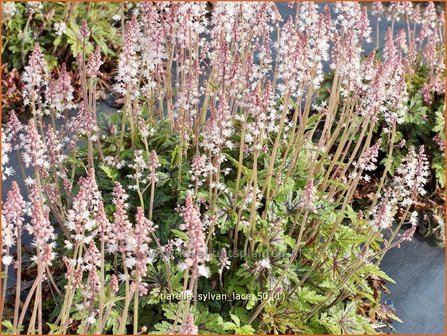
{"left": 230, "top": 313, "right": 241, "bottom": 327}
{"left": 171, "top": 229, "right": 188, "bottom": 241}
{"left": 100, "top": 164, "right": 118, "bottom": 181}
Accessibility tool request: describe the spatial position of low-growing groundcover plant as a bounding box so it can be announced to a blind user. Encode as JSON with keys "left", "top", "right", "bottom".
{"left": 1, "top": 1, "right": 126, "bottom": 113}
{"left": 1, "top": 1, "right": 123, "bottom": 70}
{"left": 368, "top": 2, "right": 446, "bottom": 246}
{"left": 1, "top": 2, "right": 444, "bottom": 335}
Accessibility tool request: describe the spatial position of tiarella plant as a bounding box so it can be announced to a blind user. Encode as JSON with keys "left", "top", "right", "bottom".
{"left": 369, "top": 2, "right": 445, "bottom": 246}
{"left": 1, "top": 2, "right": 443, "bottom": 335}
{"left": 1, "top": 1, "right": 125, "bottom": 114}
{"left": 2, "top": 1, "right": 122, "bottom": 70}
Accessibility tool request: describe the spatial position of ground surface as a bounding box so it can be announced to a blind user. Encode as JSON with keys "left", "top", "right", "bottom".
{"left": 380, "top": 233, "right": 445, "bottom": 334}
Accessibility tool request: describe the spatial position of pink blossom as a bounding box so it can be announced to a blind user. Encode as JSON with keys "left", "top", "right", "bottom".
{"left": 76, "top": 101, "right": 97, "bottom": 135}
{"left": 332, "top": 2, "right": 371, "bottom": 88}
{"left": 139, "top": 2, "right": 166, "bottom": 79}
{"left": 46, "top": 125, "right": 64, "bottom": 167}
{"left": 422, "top": 2, "right": 437, "bottom": 30}
{"left": 22, "top": 44, "right": 48, "bottom": 109}
{"left": 433, "top": 135, "right": 445, "bottom": 153}
{"left": 369, "top": 194, "right": 396, "bottom": 230}
{"left": 394, "top": 146, "right": 430, "bottom": 203}
{"left": 2, "top": 131, "right": 14, "bottom": 180}
{"left": 63, "top": 177, "right": 73, "bottom": 194}
{"left": 202, "top": 96, "right": 233, "bottom": 155}
{"left": 2, "top": 182, "right": 25, "bottom": 254}
{"left": 218, "top": 248, "right": 230, "bottom": 275}
{"left": 109, "top": 182, "right": 133, "bottom": 254}
{"left": 180, "top": 195, "right": 209, "bottom": 268}
{"left": 302, "top": 178, "right": 316, "bottom": 211}
{"left": 44, "top": 183, "right": 58, "bottom": 205}
{"left": 191, "top": 153, "right": 207, "bottom": 186}
{"left": 396, "top": 29, "right": 408, "bottom": 53}
{"left": 111, "top": 274, "right": 119, "bottom": 294}
{"left": 96, "top": 201, "right": 110, "bottom": 241}
{"left": 388, "top": 2, "right": 414, "bottom": 22}
{"left": 354, "top": 140, "right": 381, "bottom": 172}
{"left": 134, "top": 207, "right": 154, "bottom": 277}
{"left": 149, "top": 150, "right": 160, "bottom": 183}
{"left": 383, "top": 28, "right": 397, "bottom": 60}
{"left": 114, "top": 15, "right": 140, "bottom": 98}
{"left": 86, "top": 46, "right": 103, "bottom": 79}
{"left": 80, "top": 19, "right": 90, "bottom": 41}
{"left": 66, "top": 169, "right": 101, "bottom": 240}
{"left": 371, "top": 2, "right": 384, "bottom": 17}
{"left": 357, "top": 50, "right": 408, "bottom": 123}
{"left": 73, "top": 268, "right": 83, "bottom": 289}
{"left": 84, "top": 240, "right": 101, "bottom": 271}
{"left": 47, "top": 63, "right": 75, "bottom": 113}
{"left": 4, "top": 110, "right": 24, "bottom": 146}
{"left": 179, "top": 313, "right": 198, "bottom": 335}
{"left": 412, "top": 4, "right": 422, "bottom": 24}
{"left": 26, "top": 185, "right": 56, "bottom": 267}
{"left": 21, "top": 121, "right": 49, "bottom": 177}
{"left": 87, "top": 269, "right": 100, "bottom": 303}
{"left": 401, "top": 225, "right": 417, "bottom": 242}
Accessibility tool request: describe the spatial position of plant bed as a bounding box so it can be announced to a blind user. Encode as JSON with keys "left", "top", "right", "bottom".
{"left": 1, "top": 2, "right": 445, "bottom": 335}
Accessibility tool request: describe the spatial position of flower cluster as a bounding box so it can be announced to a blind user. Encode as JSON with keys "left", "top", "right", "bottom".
{"left": 46, "top": 63, "right": 76, "bottom": 114}
{"left": 369, "top": 193, "right": 396, "bottom": 230}
{"left": 114, "top": 16, "right": 141, "bottom": 99}
{"left": 179, "top": 313, "right": 198, "bottom": 335}
{"left": 1, "top": 130, "right": 14, "bottom": 181}
{"left": 65, "top": 169, "right": 101, "bottom": 242}
{"left": 109, "top": 182, "right": 132, "bottom": 254}
{"left": 86, "top": 46, "right": 103, "bottom": 79}
{"left": 134, "top": 207, "right": 154, "bottom": 277}
{"left": 180, "top": 195, "right": 209, "bottom": 269}
{"left": 393, "top": 146, "right": 430, "bottom": 205}
{"left": 21, "top": 121, "right": 49, "bottom": 176}
{"left": 22, "top": 44, "right": 49, "bottom": 110}
{"left": 26, "top": 184, "right": 56, "bottom": 267}
{"left": 354, "top": 140, "right": 381, "bottom": 172}
{"left": 2, "top": 182, "right": 26, "bottom": 265}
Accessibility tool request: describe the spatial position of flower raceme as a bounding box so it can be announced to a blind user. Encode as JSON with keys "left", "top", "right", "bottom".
{"left": 135, "top": 207, "right": 154, "bottom": 277}
{"left": 180, "top": 195, "right": 209, "bottom": 269}
{"left": 2, "top": 182, "right": 25, "bottom": 265}
{"left": 110, "top": 182, "right": 133, "bottom": 254}
{"left": 394, "top": 146, "right": 430, "bottom": 203}
{"left": 27, "top": 184, "right": 56, "bottom": 267}
{"left": 369, "top": 145, "right": 429, "bottom": 231}
{"left": 179, "top": 314, "right": 198, "bottom": 335}
{"left": 22, "top": 44, "right": 48, "bottom": 110}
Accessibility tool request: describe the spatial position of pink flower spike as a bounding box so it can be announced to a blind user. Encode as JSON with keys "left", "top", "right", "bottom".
{"left": 110, "top": 274, "right": 119, "bottom": 294}
{"left": 110, "top": 182, "right": 132, "bottom": 254}
{"left": 80, "top": 19, "right": 90, "bottom": 41}
{"left": 22, "top": 44, "right": 48, "bottom": 109}
{"left": 401, "top": 226, "right": 417, "bottom": 242}
{"left": 86, "top": 46, "right": 103, "bottom": 79}
{"left": 302, "top": 178, "right": 316, "bottom": 211}
{"left": 135, "top": 207, "right": 154, "bottom": 277}
{"left": 179, "top": 313, "right": 198, "bottom": 335}
{"left": 354, "top": 139, "right": 381, "bottom": 172}
{"left": 2, "top": 181, "right": 26, "bottom": 254}
{"left": 180, "top": 195, "right": 208, "bottom": 268}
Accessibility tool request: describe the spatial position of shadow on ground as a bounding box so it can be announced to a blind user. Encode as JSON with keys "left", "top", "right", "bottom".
{"left": 380, "top": 232, "right": 445, "bottom": 334}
